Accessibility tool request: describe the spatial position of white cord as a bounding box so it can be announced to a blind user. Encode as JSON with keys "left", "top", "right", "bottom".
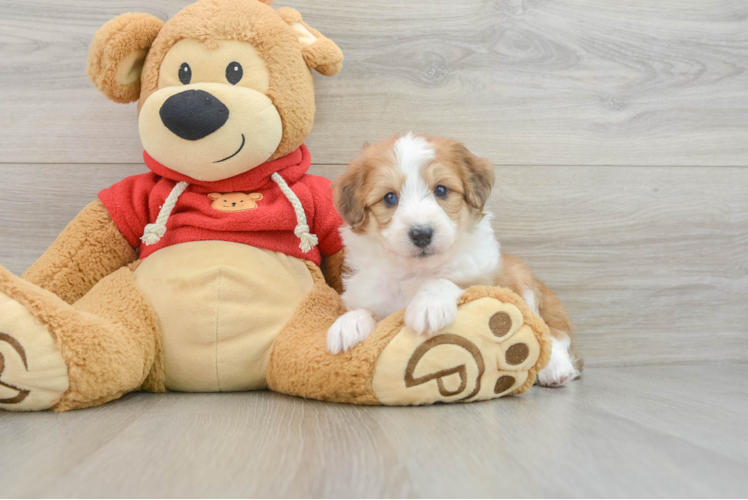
{"left": 141, "top": 181, "right": 189, "bottom": 246}
{"left": 271, "top": 172, "right": 318, "bottom": 253}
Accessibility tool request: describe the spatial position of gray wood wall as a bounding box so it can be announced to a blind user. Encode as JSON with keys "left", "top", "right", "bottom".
{"left": 0, "top": 0, "right": 746, "bottom": 367}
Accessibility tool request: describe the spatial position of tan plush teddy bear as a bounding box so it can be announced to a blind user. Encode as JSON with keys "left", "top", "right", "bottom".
{"left": 0, "top": 0, "right": 550, "bottom": 412}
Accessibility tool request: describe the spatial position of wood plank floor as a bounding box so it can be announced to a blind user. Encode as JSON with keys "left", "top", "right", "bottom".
{"left": 1, "top": 365, "right": 747, "bottom": 498}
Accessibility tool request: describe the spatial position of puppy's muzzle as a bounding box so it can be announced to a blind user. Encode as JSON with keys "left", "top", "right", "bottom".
{"left": 160, "top": 90, "right": 230, "bottom": 141}
{"left": 409, "top": 226, "right": 433, "bottom": 249}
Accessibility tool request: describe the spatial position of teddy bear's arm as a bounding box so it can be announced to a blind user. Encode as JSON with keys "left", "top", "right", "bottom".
{"left": 22, "top": 200, "right": 137, "bottom": 304}
{"left": 320, "top": 248, "right": 346, "bottom": 295}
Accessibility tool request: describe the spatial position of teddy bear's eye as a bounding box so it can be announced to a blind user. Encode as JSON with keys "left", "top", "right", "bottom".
{"left": 179, "top": 63, "right": 192, "bottom": 85}
{"left": 226, "top": 62, "right": 243, "bottom": 85}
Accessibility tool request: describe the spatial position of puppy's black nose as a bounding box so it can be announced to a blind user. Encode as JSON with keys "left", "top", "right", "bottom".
{"left": 160, "top": 90, "right": 229, "bottom": 141}
{"left": 409, "top": 226, "right": 433, "bottom": 249}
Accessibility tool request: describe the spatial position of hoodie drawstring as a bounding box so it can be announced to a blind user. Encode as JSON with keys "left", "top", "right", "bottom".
{"left": 271, "top": 172, "right": 318, "bottom": 253}
{"left": 141, "top": 181, "right": 189, "bottom": 246}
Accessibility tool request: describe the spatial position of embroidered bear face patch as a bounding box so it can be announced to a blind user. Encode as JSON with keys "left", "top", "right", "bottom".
{"left": 208, "top": 192, "right": 263, "bottom": 212}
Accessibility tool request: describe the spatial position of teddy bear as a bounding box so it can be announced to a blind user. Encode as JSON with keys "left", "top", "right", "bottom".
{"left": 0, "top": 0, "right": 550, "bottom": 412}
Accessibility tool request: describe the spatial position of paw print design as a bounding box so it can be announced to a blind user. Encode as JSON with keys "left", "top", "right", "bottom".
{"left": 371, "top": 290, "right": 550, "bottom": 405}
{"left": 0, "top": 332, "right": 30, "bottom": 405}
{"left": 0, "top": 273, "right": 70, "bottom": 412}
{"left": 208, "top": 192, "right": 263, "bottom": 212}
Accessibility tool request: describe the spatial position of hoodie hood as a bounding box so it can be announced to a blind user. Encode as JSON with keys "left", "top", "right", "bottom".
{"left": 143, "top": 144, "right": 311, "bottom": 193}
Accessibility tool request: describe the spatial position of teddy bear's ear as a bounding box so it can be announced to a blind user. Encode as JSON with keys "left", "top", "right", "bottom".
{"left": 87, "top": 13, "right": 165, "bottom": 104}
{"left": 208, "top": 193, "right": 222, "bottom": 201}
{"left": 276, "top": 8, "right": 344, "bottom": 77}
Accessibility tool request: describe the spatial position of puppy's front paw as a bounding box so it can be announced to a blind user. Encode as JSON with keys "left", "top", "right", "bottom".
{"left": 405, "top": 292, "right": 458, "bottom": 336}
{"left": 327, "top": 310, "right": 377, "bottom": 354}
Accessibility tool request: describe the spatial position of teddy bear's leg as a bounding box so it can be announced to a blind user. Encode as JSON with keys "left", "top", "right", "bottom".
{"left": 267, "top": 267, "right": 552, "bottom": 406}
{"left": 0, "top": 263, "right": 160, "bottom": 412}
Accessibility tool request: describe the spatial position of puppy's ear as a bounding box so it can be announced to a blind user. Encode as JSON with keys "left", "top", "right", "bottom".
{"left": 333, "top": 160, "right": 368, "bottom": 230}
{"left": 87, "top": 13, "right": 164, "bottom": 104}
{"left": 456, "top": 144, "right": 495, "bottom": 211}
{"left": 277, "top": 8, "right": 344, "bottom": 76}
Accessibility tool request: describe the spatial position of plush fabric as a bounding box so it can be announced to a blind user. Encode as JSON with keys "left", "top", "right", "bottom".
{"left": 267, "top": 273, "right": 552, "bottom": 406}
{"left": 22, "top": 201, "right": 137, "bottom": 304}
{"left": 135, "top": 0, "right": 337, "bottom": 161}
{"left": 276, "top": 8, "right": 344, "bottom": 77}
{"left": 133, "top": 241, "right": 314, "bottom": 392}
{"left": 458, "top": 286, "right": 553, "bottom": 395}
{"left": 267, "top": 264, "right": 397, "bottom": 404}
{"left": 137, "top": 80, "right": 284, "bottom": 182}
{"left": 0, "top": 265, "right": 160, "bottom": 412}
{"left": 87, "top": 13, "right": 165, "bottom": 104}
{"left": 0, "top": 291, "right": 69, "bottom": 411}
{"left": 99, "top": 145, "right": 344, "bottom": 265}
{"left": 372, "top": 291, "right": 550, "bottom": 405}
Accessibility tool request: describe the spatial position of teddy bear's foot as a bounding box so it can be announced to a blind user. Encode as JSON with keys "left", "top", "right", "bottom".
{"left": 267, "top": 272, "right": 551, "bottom": 406}
{"left": 0, "top": 272, "right": 69, "bottom": 411}
{"left": 371, "top": 287, "right": 551, "bottom": 405}
{"left": 0, "top": 262, "right": 163, "bottom": 412}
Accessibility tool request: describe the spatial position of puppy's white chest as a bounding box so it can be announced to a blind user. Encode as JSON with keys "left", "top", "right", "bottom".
{"left": 399, "top": 277, "right": 428, "bottom": 302}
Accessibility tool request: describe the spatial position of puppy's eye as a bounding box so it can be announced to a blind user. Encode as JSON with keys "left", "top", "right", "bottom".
{"left": 383, "top": 192, "right": 399, "bottom": 207}
{"left": 434, "top": 185, "right": 449, "bottom": 199}
{"left": 179, "top": 63, "right": 192, "bottom": 85}
{"left": 226, "top": 62, "right": 243, "bottom": 85}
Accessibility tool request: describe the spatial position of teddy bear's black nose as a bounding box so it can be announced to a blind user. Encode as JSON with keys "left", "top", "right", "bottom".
{"left": 160, "top": 90, "right": 230, "bottom": 141}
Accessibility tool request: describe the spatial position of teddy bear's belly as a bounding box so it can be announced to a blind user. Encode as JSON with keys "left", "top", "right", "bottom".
{"left": 132, "top": 241, "right": 314, "bottom": 392}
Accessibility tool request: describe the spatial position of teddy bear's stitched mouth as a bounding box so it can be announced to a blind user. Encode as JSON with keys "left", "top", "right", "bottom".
{"left": 214, "top": 134, "right": 246, "bottom": 163}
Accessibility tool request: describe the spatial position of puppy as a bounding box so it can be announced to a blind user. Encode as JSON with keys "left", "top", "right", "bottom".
{"left": 327, "top": 133, "right": 581, "bottom": 387}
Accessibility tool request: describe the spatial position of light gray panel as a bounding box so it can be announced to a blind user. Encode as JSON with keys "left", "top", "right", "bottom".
{"left": 0, "top": 0, "right": 747, "bottom": 165}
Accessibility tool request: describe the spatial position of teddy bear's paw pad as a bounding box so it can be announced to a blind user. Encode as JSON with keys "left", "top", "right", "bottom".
{"left": 0, "top": 291, "right": 68, "bottom": 411}
{"left": 372, "top": 297, "right": 542, "bottom": 405}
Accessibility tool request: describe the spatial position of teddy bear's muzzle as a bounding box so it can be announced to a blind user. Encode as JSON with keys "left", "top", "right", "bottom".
{"left": 159, "top": 89, "right": 230, "bottom": 141}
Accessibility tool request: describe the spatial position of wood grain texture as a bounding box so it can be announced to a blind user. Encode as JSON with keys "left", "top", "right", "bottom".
{"left": 1, "top": 0, "right": 747, "bottom": 165}
{"left": 1, "top": 365, "right": 747, "bottom": 498}
{"left": 1, "top": 163, "right": 746, "bottom": 367}
{"left": 1, "top": 3, "right": 746, "bottom": 496}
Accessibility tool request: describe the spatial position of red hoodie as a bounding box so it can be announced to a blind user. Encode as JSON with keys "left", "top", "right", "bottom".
{"left": 99, "top": 145, "right": 344, "bottom": 266}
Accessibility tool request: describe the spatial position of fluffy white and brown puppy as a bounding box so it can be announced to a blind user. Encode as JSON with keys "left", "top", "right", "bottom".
{"left": 328, "top": 133, "right": 581, "bottom": 387}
